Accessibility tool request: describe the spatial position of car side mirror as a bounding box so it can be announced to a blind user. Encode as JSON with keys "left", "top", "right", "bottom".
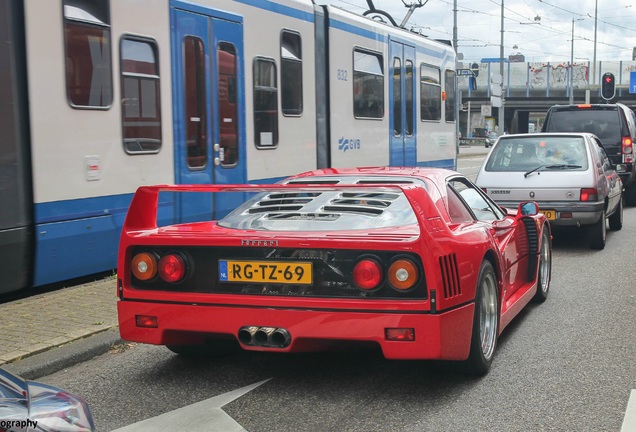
{"left": 518, "top": 201, "right": 538, "bottom": 216}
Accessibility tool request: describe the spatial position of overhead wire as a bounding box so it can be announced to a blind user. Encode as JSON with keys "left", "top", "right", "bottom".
{"left": 324, "top": 0, "right": 636, "bottom": 60}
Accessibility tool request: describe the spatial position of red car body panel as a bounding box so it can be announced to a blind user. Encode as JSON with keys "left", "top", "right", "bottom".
{"left": 116, "top": 167, "right": 549, "bottom": 361}
{"left": 118, "top": 302, "right": 475, "bottom": 360}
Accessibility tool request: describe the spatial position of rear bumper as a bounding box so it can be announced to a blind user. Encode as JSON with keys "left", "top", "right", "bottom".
{"left": 117, "top": 300, "right": 475, "bottom": 361}
{"left": 497, "top": 200, "right": 603, "bottom": 226}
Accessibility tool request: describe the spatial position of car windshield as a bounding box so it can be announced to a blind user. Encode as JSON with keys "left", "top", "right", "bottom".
{"left": 219, "top": 176, "right": 427, "bottom": 231}
{"left": 485, "top": 136, "right": 589, "bottom": 172}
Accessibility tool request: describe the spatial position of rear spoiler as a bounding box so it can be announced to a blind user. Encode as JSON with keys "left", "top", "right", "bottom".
{"left": 123, "top": 183, "right": 432, "bottom": 232}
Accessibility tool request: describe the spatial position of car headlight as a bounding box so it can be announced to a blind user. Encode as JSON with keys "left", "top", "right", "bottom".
{"left": 26, "top": 381, "right": 95, "bottom": 431}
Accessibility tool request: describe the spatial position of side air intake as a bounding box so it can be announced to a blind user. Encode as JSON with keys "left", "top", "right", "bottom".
{"left": 439, "top": 253, "right": 461, "bottom": 299}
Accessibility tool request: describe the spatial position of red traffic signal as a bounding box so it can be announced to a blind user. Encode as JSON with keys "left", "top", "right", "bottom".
{"left": 602, "top": 72, "right": 616, "bottom": 100}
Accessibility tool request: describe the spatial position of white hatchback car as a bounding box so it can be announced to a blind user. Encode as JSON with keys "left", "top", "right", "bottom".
{"left": 475, "top": 133, "right": 623, "bottom": 250}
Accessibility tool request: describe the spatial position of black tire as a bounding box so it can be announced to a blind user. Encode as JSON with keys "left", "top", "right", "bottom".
{"left": 608, "top": 196, "right": 623, "bottom": 231}
{"left": 625, "top": 186, "right": 636, "bottom": 206}
{"left": 464, "top": 260, "right": 499, "bottom": 376}
{"left": 588, "top": 210, "right": 606, "bottom": 250}
{"left": 167, "top": 338, "right": 240, "bottom": 358}
{"left": 533, "top": 228, "right": 551, "bottom": 303}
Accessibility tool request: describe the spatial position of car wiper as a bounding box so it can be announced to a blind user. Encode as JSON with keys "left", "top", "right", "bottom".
{"left": 524, "top": 164, "right": 582, "bottom": 178}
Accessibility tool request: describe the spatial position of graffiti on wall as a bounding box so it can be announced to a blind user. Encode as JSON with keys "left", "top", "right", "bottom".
{"left": 460, "top": 60, "right": 636, "bottom": 94}
{"left": 529, "top": 63, "right": 588, "bottom": 89}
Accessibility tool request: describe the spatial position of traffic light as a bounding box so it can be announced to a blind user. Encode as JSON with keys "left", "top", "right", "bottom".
{"left": 471, "top": 63, "right": 480, "bottom": 78}
{"left": 602, "top": 72, "right": 616, "bottom": 100}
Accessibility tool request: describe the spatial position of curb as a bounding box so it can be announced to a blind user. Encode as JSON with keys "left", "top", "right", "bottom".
{"left": 3, "top": 327, "right": 123, "bottom": 380}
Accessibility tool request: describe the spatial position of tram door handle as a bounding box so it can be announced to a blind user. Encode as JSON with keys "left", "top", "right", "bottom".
{"left": 213, "top": 143, "right": 221, "bottom": 166}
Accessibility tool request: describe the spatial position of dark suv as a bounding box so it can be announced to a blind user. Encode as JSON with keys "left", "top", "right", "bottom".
{"left": 542, "top": 103, "right": 636, "bottom": 204}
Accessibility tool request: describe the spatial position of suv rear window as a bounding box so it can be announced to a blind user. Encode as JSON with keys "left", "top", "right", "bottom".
{"left": 544, "top": 109, "right": 620, "bottom": 143}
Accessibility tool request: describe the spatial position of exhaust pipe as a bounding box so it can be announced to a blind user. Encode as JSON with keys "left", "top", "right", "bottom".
{"left": 270, "top": 328, "right": 291, "bottom": 347}
{"left": 238, "top": 326, "right": 259, "bottom": 345}
{"left": 254, "top": 327, "right": 276, "bottom": 345}
{"left": 238, "top": 326, "right": 292, "bottom": 348}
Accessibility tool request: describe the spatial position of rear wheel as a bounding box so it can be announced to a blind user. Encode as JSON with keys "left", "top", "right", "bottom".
{"left": 625, "top": 186, "right": 636, "bottom": 206}
{"left": 533, "top": 228, "right": 551, "bottom": 303}
{"left": 464, "top": 260, "right": 498, "bottom": 375}
{"left": 167, "top": 338, "right": 240, "bottom": 358}
{"left": 608, "top": 196, "right": 623, "bottom": 231}
{"left": 588, "top": 210, "right": 606, "bottom": 250}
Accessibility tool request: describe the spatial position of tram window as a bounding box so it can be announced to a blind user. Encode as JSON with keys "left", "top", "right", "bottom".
{"left": 405, "top": 60, "right": 414, "bottom": 135}
{"left": 393, "top": 57, "right": 402, "bottom": 136}
{"left": 63, "top": 0, "right": 112, "bottom": 108}
{"left": 353, "top": 49, "right": 384, "bottom": 119}
{"left": 445, "top": 69, "right": 456, "bottom": 122}
{"left": 253, "top": 57, "right": 278, "bottom": 147}
{"left": 281, "top": 30, "right": 302, "bottom": 116}
{"left": 120, "top": 37, "right": 162, "bottom": 154}
{"left": 420, "top": 64, "right": 441, "bottom": 121}
{"left": 184, "top": 36, "right": 207, "bottom": 168}
{"left": 218, "top": 43, "right": 238, "bottom": 166}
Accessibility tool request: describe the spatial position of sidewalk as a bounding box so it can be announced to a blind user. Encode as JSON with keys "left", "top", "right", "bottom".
{"left": 0, "top": 276, "right": 120, "bottom": 374}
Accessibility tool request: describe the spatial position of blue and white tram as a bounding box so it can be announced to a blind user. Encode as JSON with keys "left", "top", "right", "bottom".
{"left": 0, "top": 0, "right": 457, "bottom": 294}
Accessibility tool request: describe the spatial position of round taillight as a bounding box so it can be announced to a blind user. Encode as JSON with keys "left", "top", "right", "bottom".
{"left": 158, "top": 254, "right": 187, "bottom": 283}
{"left": 353, "top": 259, "right": 383, "bottom": 290}
{"left": 388, "top": 259, "right": 418, "bottom": 290}
{"left": 132, "top": 252, "right": 157, "bottom": 281}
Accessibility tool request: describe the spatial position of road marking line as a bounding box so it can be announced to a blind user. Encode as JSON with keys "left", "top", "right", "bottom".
{"left": 112, "top": 378, "right": 270, "bottom": 432}
{"left": 622, "top": 389, "right": 636, "bottom": 432}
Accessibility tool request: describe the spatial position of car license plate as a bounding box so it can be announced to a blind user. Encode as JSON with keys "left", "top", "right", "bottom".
{"left": 218, "top": 260, "right": 313, "bottom": 285}
{"left": 540, "top": 209, "right": 556, "bottom": 220}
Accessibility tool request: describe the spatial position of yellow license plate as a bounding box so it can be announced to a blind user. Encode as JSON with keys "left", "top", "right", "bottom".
{"left": 540, "top": 209, "right": 556, "bottom": 220}
{"left": 218, "top": 260, "right": 313, "bottom": 285}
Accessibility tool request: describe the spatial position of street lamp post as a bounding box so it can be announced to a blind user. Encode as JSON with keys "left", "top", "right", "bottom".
{"left": 570, "top": 18, "right": 575, "bottom": 104}
{"left": 569, "top": 18, "right": 584, "bottom": 104}
{"left": 499, "top": 0, "right": 505, "bottom": 133}
{"left": 592, "top": 0, "right": 598, "bottom": 84}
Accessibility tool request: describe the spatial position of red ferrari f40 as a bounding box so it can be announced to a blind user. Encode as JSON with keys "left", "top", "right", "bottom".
{"left": 117, "top": 167, "right": 552, "bottom": 375}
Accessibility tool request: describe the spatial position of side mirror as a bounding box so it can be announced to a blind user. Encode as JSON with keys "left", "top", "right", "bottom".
{"left": 519, "top": 201, "right": 538, "bottom": 216}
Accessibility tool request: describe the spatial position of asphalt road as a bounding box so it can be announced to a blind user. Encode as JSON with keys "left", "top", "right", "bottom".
{"left": 35, "top": 151, "right": 636, "bottom": 432}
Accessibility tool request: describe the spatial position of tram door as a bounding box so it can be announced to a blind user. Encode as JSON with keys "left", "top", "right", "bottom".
{"left": 171, "top": 6, "right": 246, "bottom": 223}
{"left": 389, "top": 41, "right": 416, "bottom": 166}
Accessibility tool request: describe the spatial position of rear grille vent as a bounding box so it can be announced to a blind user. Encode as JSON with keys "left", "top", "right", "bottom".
{"left": 248, "top": 192, "right": 322, "bottom": 214}
{"left": 265, "top": 213, "right": 340, "bottom": 221}
{"left": 325, "top": 192, "right": 400, "bottom": 216}
{"left": 239, "top": 177, "right": 412, "bottom": 222}
{"left": 439, "top": 253, "right": 461, "bottom": 298}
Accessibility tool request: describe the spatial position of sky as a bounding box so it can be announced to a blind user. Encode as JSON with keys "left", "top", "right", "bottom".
{"left": 320, "top": 0, "right": 636, "bottom": 64}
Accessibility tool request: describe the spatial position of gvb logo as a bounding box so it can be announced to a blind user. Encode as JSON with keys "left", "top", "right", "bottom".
{"left": 338, "top": 137, "right": 361, "bottom": 152}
